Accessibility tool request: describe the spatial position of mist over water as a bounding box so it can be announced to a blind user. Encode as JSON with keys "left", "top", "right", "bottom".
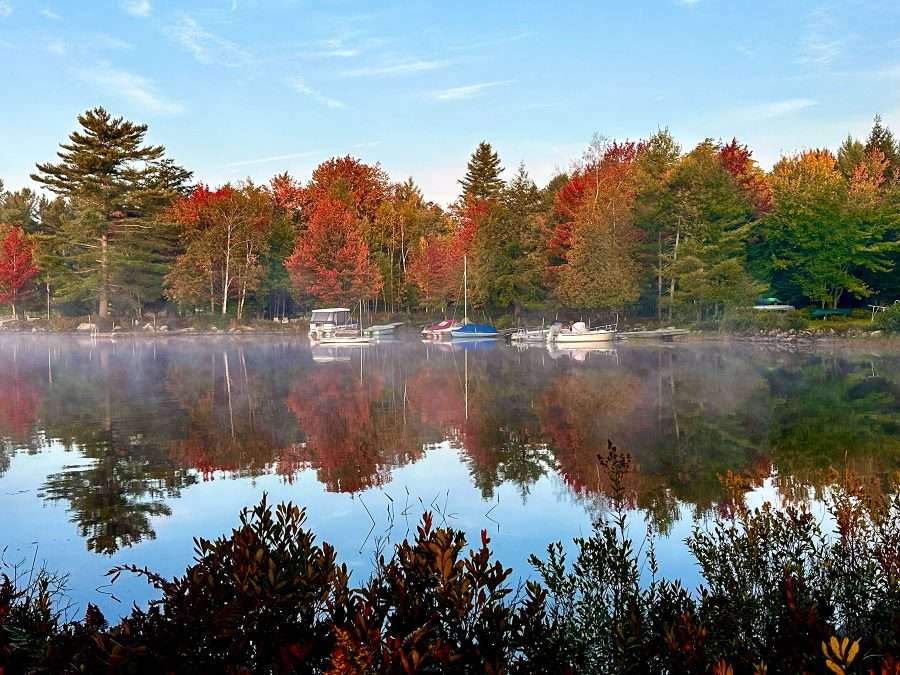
{"left": 1, "top": 334, "right": 898, "bottom": 617}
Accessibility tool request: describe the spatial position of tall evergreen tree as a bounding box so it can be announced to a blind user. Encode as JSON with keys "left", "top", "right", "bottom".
{"left": 837, "top": 135, "right": 867, "bottom": 178}
{"left": 865, "top": 114, "right": 899, "bottom": 178}
{"left": 31, "top": 107, "right": 191, "bottom": 319}
{"left": 468, "top": 165, "right": 546, "bottom": 312}
{"left": 459, "top": 141, "right": 504, "bottom": 201}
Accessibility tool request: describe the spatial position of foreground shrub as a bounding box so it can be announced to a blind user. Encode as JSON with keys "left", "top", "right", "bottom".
{"left": 875, "top": 303, "right": 900, "bottom": 332}
{"left": 720, "top": 307, "right": 808, "bottom": 332}
{"left": 1, "top": 445, "right": 898, "bottom": 673}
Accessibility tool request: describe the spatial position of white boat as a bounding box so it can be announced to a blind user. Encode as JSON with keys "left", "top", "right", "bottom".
{"left": 316, "top": 335, "right": 371, "bottom": 345}
{"left": 308, "top": 307, "right": 357, "bottom": 340}
{"left": 510, "top": 327, "right": 549, "bottom": 342}
{"left": 363, "top": 322, "right": 404, "bottom": 337}
{"left": 547, "top": 321, "right": 616, "bottom": 344}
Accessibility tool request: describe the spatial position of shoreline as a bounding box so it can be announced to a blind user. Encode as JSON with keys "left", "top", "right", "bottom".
{"left": 2, "top": 325, "right": 899, "bottom": 349}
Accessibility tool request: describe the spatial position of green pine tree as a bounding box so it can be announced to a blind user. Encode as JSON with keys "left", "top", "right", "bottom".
{"left": 31, "top": 107, "right": 191, "bottom": 320}
{"left": 459, "top": 141, "right": 504, "bottom": 201}
{"left": 837, "top": 134, "right": 867, "bottom": 178}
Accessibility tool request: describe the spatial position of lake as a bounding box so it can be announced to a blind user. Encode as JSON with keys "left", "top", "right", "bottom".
{"left": 1, "top": 334, "right": 898, "bottom": 618}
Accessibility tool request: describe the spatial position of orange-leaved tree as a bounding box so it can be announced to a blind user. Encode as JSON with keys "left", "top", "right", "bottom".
{"left": 284, "top": 197, "right": 382, "bottom": 305}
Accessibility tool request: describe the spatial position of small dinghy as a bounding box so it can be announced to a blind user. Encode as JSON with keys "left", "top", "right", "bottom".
{"left": 510, "top": 327, "right": 549, "bottom": 342}
{"left": 364, "top": 322, "right": 403, "bottom": 337}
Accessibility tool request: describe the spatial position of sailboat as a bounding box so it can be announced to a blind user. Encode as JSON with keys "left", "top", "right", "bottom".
{"left": 451, "top": 256, "right": 498, "bottom": 339}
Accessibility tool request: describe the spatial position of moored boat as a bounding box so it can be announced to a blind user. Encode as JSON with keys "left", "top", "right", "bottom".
{"left": 450, "top": 256, "right": 498, "bottom": 340}
{"left": 308, "top": 308, "right": 356, "bottom": 340}
{"left": 364, "top": 322, "right": 404, "bottom": 337}
{"left": 422, "top": 319, "right": 461, "bottom": 338}
{"left": 547, "top": 321, "right": 616, "bottom": 344}
{"left": 316, "top": 335, "right": 372, "bottom": 345}
{"left": 510, "top": 327, "right": 549, "bottom": 342}
{"left": 450, "top": 322, "right": 499, "bottom": 338}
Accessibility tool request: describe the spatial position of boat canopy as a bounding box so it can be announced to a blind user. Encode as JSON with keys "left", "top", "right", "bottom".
{"left": 310, "top": 308, "right": 351, "bottom": 323}
{"left": 571, "top": 321, "right": 588, "bottom": 334}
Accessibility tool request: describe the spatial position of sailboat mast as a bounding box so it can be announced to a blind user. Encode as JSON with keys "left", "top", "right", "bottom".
{"left": 463, "top": 255, "right": 468, "bottom": 323}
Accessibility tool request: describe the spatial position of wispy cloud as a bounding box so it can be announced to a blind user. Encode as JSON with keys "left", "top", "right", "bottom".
{"left": 79, "top": 64, "right": 183, "bottom": 114}
{"left": 122, "top": 0, "right": 150, "bottom": 18}
{"left": 166, "top": 15, "right": 251, "bottom": 67}
{"left": 47, "top": 39, "right": 65, "bottom": 54}
{"left": 302, "top": 35, "right": 384, "bottom": 59}
{"left": 448, "top": 32, "right": 531, "bottom": 51}
{"left": 738, "top": 98, "right": 818, "bottom": 121}
{"left": 41, "top": 8, "right": 60, "bottom": 20}
{"left": 223, "top": 151, "right": 316, "bottom": 168}
{"left": 341, "top": 58, "right": 449, "bottom": 77}
{"left": 0, "top": 1, "right": 11, "bottom": 18}
{"left": 96, "top": 33, "right": 133, "bottom": 50}
{"left": 287, "top": 78, "right": 347, "bottom": 109}
{"left": 797, "top": 34, "right": 843, "bottom": 66}
{"left": 677, "top": 0, "right": 701, "bottom": 6}
{"left": 428, "top": 80, "right": 511, "bottom": 102}
{"left": 352, "top": 140, "right": 382, "bottom": 149}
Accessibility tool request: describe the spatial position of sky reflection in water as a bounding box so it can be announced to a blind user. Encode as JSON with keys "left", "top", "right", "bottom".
{"left": 0, "top": 334, "right": 898, "bottom": 617}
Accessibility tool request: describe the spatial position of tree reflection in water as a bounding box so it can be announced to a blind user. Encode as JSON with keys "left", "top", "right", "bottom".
{"left": 0, "top": 337, "right": 899, "bottom": 553}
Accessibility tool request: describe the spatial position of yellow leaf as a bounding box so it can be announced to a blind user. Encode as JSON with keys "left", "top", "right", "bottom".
{"left": 830, "top": 636, "right": 841, "bottom": 657}
{"left": 841, "top": 636, "right": 849, "bottom": 656}
{"left": 846, "top": 639, "right": 859, "bottom": 665}
{"left": 825, "top": 659, "right": 845, "bottom": 675}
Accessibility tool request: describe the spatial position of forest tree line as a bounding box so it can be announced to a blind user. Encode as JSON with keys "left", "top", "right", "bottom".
{"left": 1, "top": 106, "right": 900, "bottom": 323}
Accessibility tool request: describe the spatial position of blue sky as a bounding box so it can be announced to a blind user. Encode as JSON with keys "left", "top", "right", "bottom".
{"left": 1, "top": 0, "right": 899, "bottom": 205}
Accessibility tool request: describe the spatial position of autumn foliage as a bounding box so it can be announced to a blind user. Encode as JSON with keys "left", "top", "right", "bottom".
{"left": 285, "top": 197, "right": 382, "bottom": 305}
{"left": 0, "top": 226, "right": 37, "bottom": 317}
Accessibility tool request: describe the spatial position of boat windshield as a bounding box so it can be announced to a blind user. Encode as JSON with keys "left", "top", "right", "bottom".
{"left": 310, "top": 309, "right": 351, "bottom": 324}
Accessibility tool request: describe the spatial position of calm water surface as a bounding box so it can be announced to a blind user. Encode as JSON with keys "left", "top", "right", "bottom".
{"left": 1, "top": 334, "right": 898, "bottom": 616}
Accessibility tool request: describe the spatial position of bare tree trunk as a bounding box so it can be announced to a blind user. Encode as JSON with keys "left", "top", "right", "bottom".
{"left": 668, "top": 228, "right": 680, "bottom": 322}
{"left": 657, "top": 233, "right": 663, "bottom": 321}
{"left": 99, "top": 234, "right": 109, "bottom": 319}
{"left": 222, "top": 226, "right": 231, "bottom": 316}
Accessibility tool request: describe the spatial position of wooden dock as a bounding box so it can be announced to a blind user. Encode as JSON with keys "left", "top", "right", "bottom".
{"left": 619, "top": 328, "right": 691, "bottom": 340}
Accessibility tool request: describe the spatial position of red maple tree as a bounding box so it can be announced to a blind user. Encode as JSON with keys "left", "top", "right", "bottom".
{"left": 548, "top": 141, "right": 640, "bottom": 270}
{"left": 303, "top": 156, "right": 389, "bottom": 222}
{"left": 168, "top": 184, "right": 233, "bottom": 228}
{"left": 268, "top": 172, "right": 304, "bottom": 217}
{"left": 0, "top": 226, "right": 38, "bottom": 318}
{"left": 718, "top": 138, "right": 772, "bottom": 215}
{"left": 284, "top": 197, "right": 382, "bottom": 304}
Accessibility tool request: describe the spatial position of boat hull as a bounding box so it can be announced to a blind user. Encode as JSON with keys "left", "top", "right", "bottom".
{"left": 550, "top": 330, "right": 615, "bottom": 343}
{"left": 315, "top": 336, "right": 371, "bottom": 345}
{"left": 511, "top": 329, "right": 548, "bottom": 342}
